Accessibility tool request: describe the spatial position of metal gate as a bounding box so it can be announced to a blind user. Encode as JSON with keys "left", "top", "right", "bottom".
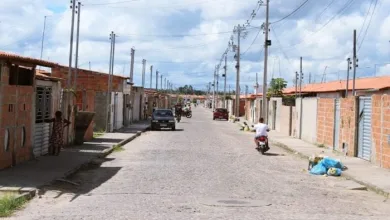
{"left": 34, "top": 86, "right": 52, "bottom": 157}
{"left": 358, "top": 97, "right": 372, "bottom": 161}
{"left": 333, "top": 99, "right": 341, "bottom": 150}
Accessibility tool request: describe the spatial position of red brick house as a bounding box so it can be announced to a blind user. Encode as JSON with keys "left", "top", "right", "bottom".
{"left": 282, "top": 76, "right": 390, "bottom": 168}
{"left": 51, "top": 65, "right": 128, "bottom": 139}
{"left": 0, "top": 51, "right": 59, "bottom": 169}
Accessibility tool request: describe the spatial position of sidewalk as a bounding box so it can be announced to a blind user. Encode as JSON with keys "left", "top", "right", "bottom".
{"left": 236, "top": 116, "right": 390, "bottom": 197}
{"left": 0, "top": 121, "right": 150, "bottom": 193}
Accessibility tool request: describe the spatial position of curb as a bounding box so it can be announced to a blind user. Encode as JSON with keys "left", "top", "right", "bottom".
{"left": 1, "top": 125, "right": 150, "bottom": 203}
{"left": 270, "top": 139, "right": 390, "bottom": 198}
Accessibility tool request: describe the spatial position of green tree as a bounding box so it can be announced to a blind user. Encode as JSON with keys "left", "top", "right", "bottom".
{"left": 267, "top": 78, "right": 287, "bottom": 97}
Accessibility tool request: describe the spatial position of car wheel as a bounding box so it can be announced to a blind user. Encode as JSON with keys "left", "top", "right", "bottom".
{"left": 213, "top": 117, "right": 215, "bottom": 120}
{"left": 172, "top": 126, "right": 176, "bottom": 131}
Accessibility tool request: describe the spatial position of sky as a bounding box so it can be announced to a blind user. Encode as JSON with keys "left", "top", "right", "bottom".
{"left": 1, "top": 0, "right": 390, "bottom": 92}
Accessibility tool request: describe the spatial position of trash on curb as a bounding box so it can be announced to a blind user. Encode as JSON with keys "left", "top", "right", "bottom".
{"left": 308, "top": 156, "right": 345, "bottom": 177}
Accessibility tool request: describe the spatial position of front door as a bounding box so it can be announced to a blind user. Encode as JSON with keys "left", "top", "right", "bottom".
{"left": 358, "top": 97, "right": 372, "bottom": 161}
{"left": 34, "top": 86, "right": 52, "bottom": 157}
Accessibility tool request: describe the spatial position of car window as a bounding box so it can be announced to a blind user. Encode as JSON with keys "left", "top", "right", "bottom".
{"left": 216, "top": 109, "right": 227, "bottom": 113}
{"left": 154, "top": 110, "right": 173, "bottom": 117}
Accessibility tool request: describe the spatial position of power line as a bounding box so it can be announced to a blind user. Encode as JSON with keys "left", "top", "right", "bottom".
{"left": 282, "top": 0, "right": 356, "bottom": 50}
{"left": 270, "top": 0, "right": 311, "bottom": 24}
{"left": 241, "top": 27, "right": 262, "bottom": 56}
{"left": 84, "top": 0, "right": 139, "bottom": 6}
{"left": 357, "top": 0, "right": 378, "bottom": 52}
{"left": 357, "top": 0, "right": 375, "bottom": 41}
{"left": 314, "top": 0, "right": 336, "bottom": 23}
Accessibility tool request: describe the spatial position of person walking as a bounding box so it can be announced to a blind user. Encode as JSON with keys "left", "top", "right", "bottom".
{"left": 45, "top": 111, "right": 71, "bottom": 156}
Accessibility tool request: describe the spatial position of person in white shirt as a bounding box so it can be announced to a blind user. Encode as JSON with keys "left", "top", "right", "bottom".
{"left": 253, "top": 118, "right": 270, "bottom": 149}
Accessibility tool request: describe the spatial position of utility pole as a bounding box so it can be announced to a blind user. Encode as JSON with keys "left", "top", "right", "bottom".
{"left": 73, "top": 1, "right": 81, "bottom": 89}
{"left": 262, "top": 0, "right": 270, "bottom": 123}
{"left": 40, "top": 16, "right": 47, "bottom": 60}
{"left": 352, "top": 29, "right": 358, "bottom": 96}
{"left": 216, "top": 70, "right": 219, "bottom": 107}
{"left": 308, "top": 72, "right": 311, "bottom": 84}
{"left": 164, "top": 78, "right": 167, "bottom": 91}
{"left": 141, "top": 59, "right": 146, "bottom": 87}
{"left": 233, "top": 25, "right": 242, "bottom": 117}
{"left": 67, "top": 0, "right": 77, "bottom": 88}
{"left": 295, "top": 71, "right": 298, "bottom": 97}
{"left": 89, "top": 61, "right": 91, "bottom": 70}
{"left": 129, "top": 48, "right": 135, "bottom": 85}
{"left": 160, "top": 74, "right": 163, "bottom": 90}
{"left": 150, "top": 65, "right": 153, "bottom": 89}
{"left": 156, "top": 70, "right": 159, "bottom": 90}
{"left": 346, "top": 58, "right": 351, "bottom": 97}
{"left": 223, "top": 54, "right": 227, "bottom": 108}
{"left": 299, "top": 57, "right": 303, "bottom": 140}
{"left": 212, "top": 66, "right": 216, "bottom": 111}
{"left": 245, "top": 85, "right": 248, "bottom": 97}
{"left": 106, "top": 31, "right": 115, "bottom": 132}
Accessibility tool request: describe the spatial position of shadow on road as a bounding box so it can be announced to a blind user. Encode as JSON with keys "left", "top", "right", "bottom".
{"left": 38, "top": 158, "right": 121, "bottom": 202}
{"left": 263, "top": 152, "right": 285, "bottom": 156}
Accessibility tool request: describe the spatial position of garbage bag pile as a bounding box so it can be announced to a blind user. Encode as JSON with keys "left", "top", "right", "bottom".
{"left": 309, "top": 157, "right": 344, "bottom": 176}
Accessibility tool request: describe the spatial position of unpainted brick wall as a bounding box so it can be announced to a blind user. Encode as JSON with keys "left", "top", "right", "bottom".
{"left": 339, "top": 97, "right": 356, "bottom": 156}
{"left": 316, "top": 98, "right": 335, "bottom": 147}
{"left": 0, "top": 64, "right": 33, "bottom": 169}
{"left": 372, "top": 94, "right": 390, "bottom": 168}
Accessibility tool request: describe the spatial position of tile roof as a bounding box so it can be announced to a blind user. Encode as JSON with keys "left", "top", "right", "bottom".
{"left": 283, "top": 76, "right": 390, "bottom": 94}
{"left": 0, "top": 51, "right": 58, "bottom": 67}
{"left": 35, "top": 69, "right": 62, "bottom": 81}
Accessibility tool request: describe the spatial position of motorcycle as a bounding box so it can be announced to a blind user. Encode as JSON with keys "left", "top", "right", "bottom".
{"left": 176, "top": 113, "right": 181, "bottom": 122}
{"left": 255, "top": 136, "right": 269, "bottom": 155}
{"left": 184, "top": 110, "right": 192, "bottom": 118}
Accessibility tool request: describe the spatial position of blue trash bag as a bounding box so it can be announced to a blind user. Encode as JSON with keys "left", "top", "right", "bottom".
{"left": 309, "top": 163, "right": 327, "bottom": 175}
{"left": 320, "top": 158, "right": 343, "bottom": 169}
{"left": 327, "top": 167, "right": 342, "bottom": 176}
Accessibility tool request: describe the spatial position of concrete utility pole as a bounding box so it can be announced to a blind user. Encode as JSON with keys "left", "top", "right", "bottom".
{"left": 352, "top": 29, "right": 358, "bottom": 96}
{"left": 141, "top": 59, "right": 146, "bottom": 87}
{"left": 223, "top": 54, "right": 227, "bottom": 108}
{"left": 129, "top": 48, "right": 135, "bottom": 85}
{"left": 160, "top": 74, "right": 163, "bottom": 90}
{"left": 216, "top": 70, "right": 219, "bottom": 106}
{"left": 156, "top": 70, "right": 159, "bottom": 90}
{"left": 212, "top": 66, "right": 216, "bottom": 111}
{"left": 233, "top": 25, "right": 242, "bottom": 117}
{"left": 67, "top": 0, "right": 77, "bottom": 88}
{"left": 89, "top": 61, "right": 91, "bottom": 70}
{"left": 106, "top": 31, "right": 115, "bottom": 132}
{"left": 40, "top": 16, "right": 47, "bottom": 60}
{"left": 299, "top": 57, "right": 303, "bottom": 139}
{"left": 295, "top": 71, "right": 298, "bottom": 97}
{"left": 150, "top": 65, "right": 153, "bottom": 88}
{"left": 164, "top": 78, "right": 167, "bottom": 90}
{"left": 346, "top": 58, "right": 351, "bottom": 97}
{"left": 74, "top": 1, "right": 81, "bottom": 89}
{"left": 262, "top": 0, "right": 270, "bottom": 123}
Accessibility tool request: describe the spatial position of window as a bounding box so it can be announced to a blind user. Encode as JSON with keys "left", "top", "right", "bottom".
{"left": 36, "top": 87, "right": 52, "bottom": 123}
{"left": 4, "top": 129, "right": 10, "bottom": 151}
{"left": 21, "top": 127, "right": 26, "bottom": 147}
{"left": 9, "top": 65, "right": 34, "bottom": 86}
{"left": 153, "top": 110, "right": 173, "bottom": 117}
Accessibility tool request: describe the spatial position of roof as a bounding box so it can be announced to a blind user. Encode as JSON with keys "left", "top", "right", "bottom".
{"left": 35, "top": 69, "right": 62, "bottom": 81}
{"left": 0, "top": 51, "right": 58, "bottom": 67}
{"left": 283, "top": 76, "right": 390, "bottom": 94}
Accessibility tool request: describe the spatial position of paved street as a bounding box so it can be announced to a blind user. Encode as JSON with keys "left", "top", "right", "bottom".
{"left": 9, "top": 107, "right": 390, "bottom": 220}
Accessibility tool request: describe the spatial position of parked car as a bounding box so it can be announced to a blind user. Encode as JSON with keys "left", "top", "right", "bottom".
{"left": 213, "top": 108, "right": 229, "bottom": 120}
{"left": 151, "top": 109, "right": 176, "bottom": 130}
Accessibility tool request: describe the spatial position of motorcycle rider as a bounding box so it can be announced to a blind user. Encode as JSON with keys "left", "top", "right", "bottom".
{"left": 254, "top": 118, "right": 270, "bottom": 150}
{"left": 175, "top": 104, "right": 182, "bottom": 118}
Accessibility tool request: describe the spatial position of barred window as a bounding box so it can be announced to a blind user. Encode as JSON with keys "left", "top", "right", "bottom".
{"left": 36, "top": 87, "right": 52, "bottom": 123}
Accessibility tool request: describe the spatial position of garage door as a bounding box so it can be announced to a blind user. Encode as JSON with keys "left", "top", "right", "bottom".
{"left": 358, "top": 97, "right": 372, "bottom": 161}
{"left": 34, "top": 86, "right": 52, "bottom": 157}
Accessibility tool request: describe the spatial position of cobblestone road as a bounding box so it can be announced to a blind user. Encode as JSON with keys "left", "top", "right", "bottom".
{"left": 9, "top": 107, "right": 390, "bottom": 220}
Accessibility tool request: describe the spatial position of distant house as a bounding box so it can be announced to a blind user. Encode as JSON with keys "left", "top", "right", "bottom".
{"left": 0, "top": 51, "right": 61, "bottom": 169}
{"left": 277, "top": 76, "right": 390, "bottom": 169}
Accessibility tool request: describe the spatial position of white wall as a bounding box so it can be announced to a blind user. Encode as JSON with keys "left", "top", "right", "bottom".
{"left": 268, "top": 97, "right": 282, "bottom": 131}
{"left": 296, "top": 97, "right": 318, "bottom": 143}
{"left": 110, "top": 92, "right": 124, "bottom": 131}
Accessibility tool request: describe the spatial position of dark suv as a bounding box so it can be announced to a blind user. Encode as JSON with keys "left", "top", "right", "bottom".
{"left": 213, "top": 108, "right": 229, "bottom": 120}
{"left": 151, "top": 109, "right": 176, "bottom": 130}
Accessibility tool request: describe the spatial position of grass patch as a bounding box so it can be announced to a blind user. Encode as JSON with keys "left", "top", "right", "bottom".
{"left": 93, "top": 131, "right": 105, "bottom": 138}
{"left": 317, "top": 143, "right": 326, "bottom": 148}
{"left": 112, "top": 145, "right": 125, "bottom": 152}
{"left": 0, "top": 194, "right": 27, "bottom": 217}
